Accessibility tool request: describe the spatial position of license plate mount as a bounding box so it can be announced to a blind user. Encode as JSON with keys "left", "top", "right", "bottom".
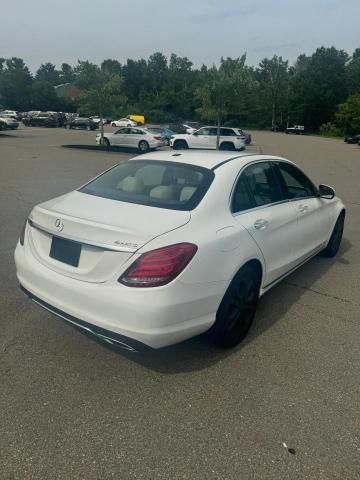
{"left": 50, "top": 236, "right": 81, "bottom": 267}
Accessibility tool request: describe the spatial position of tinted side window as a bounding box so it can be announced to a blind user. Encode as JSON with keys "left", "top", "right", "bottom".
{"left": 197, "top": 128, "right": 211, "bottom": 135}
{"left": 220, "top": 128, "right": 235, "bottom": 136}
{"left": 232, "top": 162, "right": 282, "bottom": 213}
{"left": 231, "top": 175, "right": 254, "bottom": 212}
{"left": 275, "top": 162, "right": 317, "bottom": 199}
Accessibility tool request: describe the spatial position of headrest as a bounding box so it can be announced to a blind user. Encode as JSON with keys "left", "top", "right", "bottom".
{"left": 180, "top": 186, "right": 197, "bottom": 202}
{"left": 149, "top": 186, "right": 174, "bottom": 200}
{"left": 121, "top": 176, "right": 144, "bottom": 193}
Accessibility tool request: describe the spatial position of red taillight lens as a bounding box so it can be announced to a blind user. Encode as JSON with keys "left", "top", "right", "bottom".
{"left": 119, "top": 243, "right": 198, "bottom": 288}
{"left": 153, "top": 135, "right": 162, "bottom": 140}
{"left": 19, "top": 219, "right": 28, "bottom": 246}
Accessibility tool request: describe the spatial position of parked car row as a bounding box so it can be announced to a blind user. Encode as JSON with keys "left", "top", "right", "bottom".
{"left": 0, "top": 115, "right": 19, "bottom": 130}
{"left": 344, "top": 134, "right": 360, "bottom": 145}
{"left": 95, "top": 125, "right": 251, "bottom": 153}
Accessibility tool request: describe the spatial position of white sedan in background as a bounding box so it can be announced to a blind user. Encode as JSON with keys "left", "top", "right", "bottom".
{"left": 15, "top": 151, "right": 345, "bottom": 351}
{"left": 170, "top": 126, "right": 246, "bottom": 151}
{"left": 96, "top": 127, "right": 166, "bottom": 152}
{"left": 111, "top": 118, "right": 137, "bottom": 127}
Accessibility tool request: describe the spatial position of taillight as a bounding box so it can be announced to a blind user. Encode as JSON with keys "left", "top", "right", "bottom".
{"left": 153, "top": 135, "right": 162, "bottom": 140}
{"left": 19, "top": 218, "right": 28, "bottom": 246}
{"left": 119, "top": 243, "right": 198, "bottom": 287}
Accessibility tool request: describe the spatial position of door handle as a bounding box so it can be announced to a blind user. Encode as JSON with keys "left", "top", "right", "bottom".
{"left": 299, "top": 204, "right": 309, "bottom": 213}
{"left": 254, "top": 219, "right": 268, "bottom": 230}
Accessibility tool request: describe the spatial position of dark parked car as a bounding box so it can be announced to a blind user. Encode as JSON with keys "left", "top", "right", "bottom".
{"left": 168, "top": 123, "right": 188, "bottom": 134}
{"left": 23, "top": 112, "right": 58, "bottom": 127}
{"left": 65, "top": 117, "right": 97, "bottom": 131}
{"left": 271, "top": 124, "right": 286, "bottom": 132}
{"left": 344, "top": 134, "right": 360, "bottom": 144}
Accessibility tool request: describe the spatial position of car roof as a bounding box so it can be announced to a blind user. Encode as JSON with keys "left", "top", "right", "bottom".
{"left": 131, "top": 150, "right": 287, "bottom": 170}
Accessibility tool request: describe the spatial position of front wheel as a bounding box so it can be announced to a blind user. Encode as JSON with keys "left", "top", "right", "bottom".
{"left": 86, "top": 125, "right": 91, "bottom": 131}
{"left": 101, "top": 137, "right": 110, "bottom": 147}
{"left": 173, "top": 140, "right": 188, "bottom": 150}
{"left": 138, "top": 140, "right": 149, "bottom": 153}
{"left": 321, "top": 212, "right": 345, "bottom": 258}
{"left": 209, "top": 265, "right": 260, "bottom": 348}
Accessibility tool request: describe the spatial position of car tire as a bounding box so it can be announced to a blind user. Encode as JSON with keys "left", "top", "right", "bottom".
{"left": 219, "top": 142, "right": 235, "bottom": 151}
{"left": 320, "top": 212, "right": 345, "bottom": 258}
{"left": 138, "top": 140, "right": 149, "bottom": 153}
{"left": 209, "top": 264, "right": 260, "bottom": 348}
{"left": 111, "top": 123, "right": 116, "bottom": 127}
{"left": 86, "top": 125, "right": 91, "bottom": 131}
{"left": 66, "top": 124, "right": 71, "bottom": 129}
{"left": 173, "top": 140, "right": 188, "bottom": 150}
{"left": 101, "top": 138, "right": 110, "bottom": 147}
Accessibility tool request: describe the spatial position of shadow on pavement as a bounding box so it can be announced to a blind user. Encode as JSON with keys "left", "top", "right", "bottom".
{"left": 94, "top": 238, "right": 352, "bottom": 374}
{"left": 62, "top": 144, "right": 149, "bottom": 154}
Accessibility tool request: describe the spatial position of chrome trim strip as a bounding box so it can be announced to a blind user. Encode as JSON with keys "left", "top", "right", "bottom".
{"left": 29, "top": 220, "right": 138, "bottom": 253}
{"left": 30, "top": 298, "right": 138, "bottom": 352}
{"left": 262, "top": 246, "right": 324, "bottom": 290}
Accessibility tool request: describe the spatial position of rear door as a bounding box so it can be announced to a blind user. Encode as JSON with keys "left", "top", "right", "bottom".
{"left": 273, "top": 161, "right": 332, "bottom": 261}
{"left": 232, "top": 161, "right": 299, "bottom": 287}
{"left": 128, "top": 128, "right": 144, "bottom": 147}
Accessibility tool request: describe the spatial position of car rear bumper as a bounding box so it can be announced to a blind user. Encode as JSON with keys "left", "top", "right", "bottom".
{"left": 20, "top": 285, "right": 151, "bottom": 352}
{"left": 15, "top": 242, "right": 220, "bottom": 349}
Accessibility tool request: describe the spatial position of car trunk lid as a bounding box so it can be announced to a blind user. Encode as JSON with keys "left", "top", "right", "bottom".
{"left": 28, "top": 191, "right": 190, "bottom": 283}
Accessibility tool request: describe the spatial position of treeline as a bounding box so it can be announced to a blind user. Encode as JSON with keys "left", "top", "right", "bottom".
{"left": 0, "top": 47, "right": 359, "bottom": 133}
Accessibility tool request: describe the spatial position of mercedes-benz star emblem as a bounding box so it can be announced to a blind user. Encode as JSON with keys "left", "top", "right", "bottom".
{"left": 54, "top": 218, "right": 64, "bottom": 232}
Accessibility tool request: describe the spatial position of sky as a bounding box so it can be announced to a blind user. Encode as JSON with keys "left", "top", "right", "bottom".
{"left": 1, "top": 0, "right": 359, "bottom": 72}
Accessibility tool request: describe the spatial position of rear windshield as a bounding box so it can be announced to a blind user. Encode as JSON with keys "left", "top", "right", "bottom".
{"left": 80, "top": 160, "right": 214, "bottom": 211}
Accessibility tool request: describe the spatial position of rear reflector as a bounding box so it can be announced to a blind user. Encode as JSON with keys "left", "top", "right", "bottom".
{"left": 19, "top": 219, "right": 28, "bottom": 246}
{"left": 119, "top": 243, "right": 197, "bottom": 287}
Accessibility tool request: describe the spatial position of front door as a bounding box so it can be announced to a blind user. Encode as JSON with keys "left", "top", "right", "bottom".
{"left": 273, "top": 161, "right": 332, "bottom": 262}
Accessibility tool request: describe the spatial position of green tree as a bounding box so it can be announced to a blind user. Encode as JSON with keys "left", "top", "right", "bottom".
{"left": 290, "top": 47, "right": 349, "bottom": 131}
{"left": 335, "top": 93, "right": 360, "bottom": 134}
{"left": 196, "top": 55, "right": 254, "bottom": 148}
{"left": 36, "top": 62, "right": 60, "bottom": 85}
{"left": 30, "top": 80, "right": 59, "bottom": 111}
{"left": 0, "top": 57, "right": 33, "bottom": 110}
{"left": 59, "top": 63, "right": 75, "bottom": 83}
{"left": 256, "top": 55, "right": 289, "bottom": 127}
{"left": 346, "top": 48, "right": 360, "bottom": 95}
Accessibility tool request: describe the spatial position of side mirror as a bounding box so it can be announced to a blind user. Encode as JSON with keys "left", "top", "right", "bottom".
{"left": 319, "top": 184, "right": 335, "bottom": 199}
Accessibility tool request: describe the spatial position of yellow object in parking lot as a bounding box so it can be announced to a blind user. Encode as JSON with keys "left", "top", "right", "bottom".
{"left": 127, "top": 114, "right": 145, "bottom": 125}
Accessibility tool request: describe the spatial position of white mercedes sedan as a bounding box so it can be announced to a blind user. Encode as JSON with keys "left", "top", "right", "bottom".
{"left": 96, "top": 127, "right": 166, "bottom": 152}
{"left": 15, "top": 151, "right": 345, "bottom": 351}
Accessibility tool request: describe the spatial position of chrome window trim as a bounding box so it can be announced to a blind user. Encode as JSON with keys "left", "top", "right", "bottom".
{"left": 230, "top": 159, "right": 284, "bottom": 215}
{"left": 230, "top": 159, "right": 319, "bottom": 216}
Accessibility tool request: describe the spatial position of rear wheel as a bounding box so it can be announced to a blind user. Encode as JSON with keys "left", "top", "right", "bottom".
{"left": 219, "top": 142, "right": 235, "bottom": 151}
{"left": 86, "top": 125, "right": 91, "bottom": 131}
{"left": 173, "top": 140, "right": 188, "bottom": 150}
{"left": 321, "top": 212, "right": 345, "bottom": 258}
{"left": 138, "top": 140, "right": 149, "bottom": 153}
{"left": 209, "top": 265, "right": 260, "bottom": 348}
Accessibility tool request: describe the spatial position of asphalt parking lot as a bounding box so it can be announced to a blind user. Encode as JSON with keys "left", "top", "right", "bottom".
{"left": 1, "top": 127, "right": 359, "bottom": 480}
